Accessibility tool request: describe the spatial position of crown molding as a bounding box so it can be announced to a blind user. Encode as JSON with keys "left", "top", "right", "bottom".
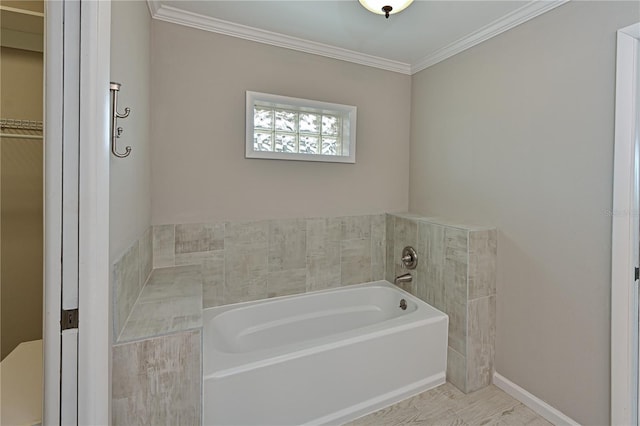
{"left": 147, "top": 0, "right": 569, "bottom": 76}
{"left": 147, "top": 2, "right": 412, "bottom": 75}
{"left": 146, "top": 0, "right": 160, "bottom": 18}
{"left": 410, "top": 0, "right": 570, "bottom": 74}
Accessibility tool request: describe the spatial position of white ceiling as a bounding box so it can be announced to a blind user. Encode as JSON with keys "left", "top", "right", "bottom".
{"left": 148, "top": 0, "right": 568, "bottom": 74}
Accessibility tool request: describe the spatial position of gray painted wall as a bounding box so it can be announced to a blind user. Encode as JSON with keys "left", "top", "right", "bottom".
{"left": 409, "top": 2, "right": 640, "bottom": 423}
{"left": 150, "top": 21, "right": 411, "bottom": 225}
{"left": 110, "top": 0, "right": 152, "bottom": 262}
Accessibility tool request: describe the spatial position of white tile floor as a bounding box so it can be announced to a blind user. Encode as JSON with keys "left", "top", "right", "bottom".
{"left": 346, "top": 383, "right": 554, "bottom": 426}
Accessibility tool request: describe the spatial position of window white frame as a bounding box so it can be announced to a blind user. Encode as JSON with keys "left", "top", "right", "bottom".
{"left": 245, "top": 91, "right": 357, "bottom": 163}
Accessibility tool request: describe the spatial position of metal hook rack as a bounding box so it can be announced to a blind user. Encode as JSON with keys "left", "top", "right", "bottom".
{"left": 110, "top": 82, "right": 132, "bottom": 158}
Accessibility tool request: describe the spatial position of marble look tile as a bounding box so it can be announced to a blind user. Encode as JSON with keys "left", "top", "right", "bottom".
{"left": 267, "top": 268, "right": 307, "bottom": 298}
{"left": 443, "top": 227, "right": 468, "bottom": 354}
{"left": 446, "top": 346, "right": 467, "bottom": 393}
{"left": 466, "top": 295, "right": 496, "bottom": 393}
{"left": 306, "top": 253, "right": 341, "bottom": 292}
{"left": 371, "top": 262, "right": 385, "bottom": 282}
{"left": 174, "top": 222, "right": 224, "bottom": 254}
{"left": 341, "top": 238, "right": 372, "bottom": 285}
{"left": 136, "top": 265, "right": 202, "bottom": 302}
{"left": 469, "top": 229, "right": 497, "bottom": 299}
{"left": 415, "top": 223, "right": 446, "bottom": 312}
{"left": 426, "top": 223, "right": 446, "bottom": 310}
{"left": 446, "top": 298, "right": 467, "bottom": 355}
{"left": 444, "top": 227, "right": 468, "bottom": 267}
{"left": 114, "top": 242, "right": 140, "bottom": 339}
{"left": 118, "top": 265, "right": 202, "bottom": 342}
{"left": 224, "top": 221, "right": 268, "bottom": 304}
{"left": 307, "top": 217, "right": 341, "bottom": 254}
{"left": 224, "top": 246, "right": 268, "bottom": 304}
{"left": 119, "top": 300, "right": 202, "bottom": 343}
{"left": 175, "top": 251, "right": 225, "bottom": 308}
{"left": 305, "top": 218, "right": 341, "bottom": 292}
{"left": 370, "top": 214, "right": 386, "bottom": 281}
{"left": 341, "top": 215, "right": 371, "bottom": 240}
{"left": 153, "top": 225, "right": 175, "bottom": 268}
{"left": 384, "top": 214, "right": 395, "bottom": 283}
{"left": 268, "top": 219, "right": 306, "bottom": 272}
{"left": 225, "top": 220, "right": 268, "bottom": 245}
{"left": 139, "top": 227, "right": 153, "bottom": 288}
{"left": 112, "top": 330, "right": 201, "bottom": 426}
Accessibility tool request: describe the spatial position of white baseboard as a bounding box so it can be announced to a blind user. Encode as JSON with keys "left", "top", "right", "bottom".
{"left": 493, "top": 372, "right": 581, "bottom": 426}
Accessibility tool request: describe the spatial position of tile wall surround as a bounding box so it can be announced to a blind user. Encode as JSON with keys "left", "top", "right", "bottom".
{"left": 112, "top": 330, "right": 201, "bottom": 425}
{"left": 386, "top": 213, "right": 497, "bottom": 394}
{"left": 118, "top": 265, "right": 203, "bottom": 343}
{"left": 152, "top": 214, "right": 387, "bottom": 308}
{"left": 111, "top": 212, "right": 496, "bottom": 423}
{"left": 113, "top": 226, "right": 153, "bottom": 340}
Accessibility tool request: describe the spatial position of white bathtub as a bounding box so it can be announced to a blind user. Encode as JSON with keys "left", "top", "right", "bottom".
{"left": 202, "top": 281, "right": 448, "bottom": 425}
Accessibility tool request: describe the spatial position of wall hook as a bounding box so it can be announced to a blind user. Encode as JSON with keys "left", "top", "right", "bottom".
{"left": 110, "top": 82, "right": 132, "bottom": 158}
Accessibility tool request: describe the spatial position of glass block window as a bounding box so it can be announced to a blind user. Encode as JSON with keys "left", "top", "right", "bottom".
{"left": 246, "top": 91, "right": 357, "bottom": 163}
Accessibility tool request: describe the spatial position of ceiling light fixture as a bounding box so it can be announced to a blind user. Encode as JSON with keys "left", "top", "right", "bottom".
{"left": 358, "top": 0, "right": 414, "bottom": 19}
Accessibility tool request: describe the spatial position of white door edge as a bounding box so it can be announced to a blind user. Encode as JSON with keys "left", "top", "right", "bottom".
{"left": 43, "top": 1, "right": 63, "bottom": 422}
{"left": 77, "top": 1, "right": 112, "bottom": 424}
{"left": 611, "top": 21, "right": 640, "bottom": 426}
{"left": 43, "top": 1, "right": 112, "bottom": 424}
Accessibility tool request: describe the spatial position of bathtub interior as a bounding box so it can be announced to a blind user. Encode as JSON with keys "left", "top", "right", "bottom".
{"left": 202, "top": 281, "right": 449, "bottom": 425}
{"left": 206, "top": 283, "right": 421, "bottom": 354}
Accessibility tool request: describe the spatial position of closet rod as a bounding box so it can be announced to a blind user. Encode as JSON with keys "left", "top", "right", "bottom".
{"left": 0, "top": 133, "right": 43, "bottom": 140}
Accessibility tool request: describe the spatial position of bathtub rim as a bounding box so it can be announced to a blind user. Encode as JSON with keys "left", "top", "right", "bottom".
{"left": 203, "top": 280, "right": 442, "bottom": 322}
{"left": 203, "top": 280, "right": 448, "bottom": 379}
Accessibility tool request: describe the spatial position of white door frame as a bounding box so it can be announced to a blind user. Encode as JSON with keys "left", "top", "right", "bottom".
{"left": 611, "top": 22, "right": 640, "bottom": 426}
{"left": 43, "top": 1, "right": 111, "bottom": 424}
{"left": 77, "top": 1, "right": 111, "bottom": 424}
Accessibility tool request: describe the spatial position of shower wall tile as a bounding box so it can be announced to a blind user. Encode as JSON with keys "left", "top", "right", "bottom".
{"left": 468, "top": 229, "right": 497, "bottom": 300}
{"left": 385, "top": 213, "right": 496, "bottom": 395}
{"left": 306, "top": 217, "right": 341, "bottom": 292}
{"left": 112, "top": 330, "right": 201, "bottom": 426}
{"left": 114, "top": 241, "right": 140, "bottom": 339}
{"left": 385, "top": 214, "right": 395, "bottom": 283}
{"left": 174, "top": 241, "right": 227, "bottom": 309}
{"left": 267, "top": 268, "right": 307, "bottom": 298}
{"left": 175, "top": 223, "right": 224, "bottom": 254}
{"left": 341, "top": 238, "right": 372, "bottom": 285}
{"left": 153, "top": 224, "right": 175, "bottom": 268}
{"left": 224, "top": 221, "right": 268, "bottom": 304}
{"left": 268, "top": 219, "right": 307, "bottom": 272}
{"left": 113, "top": 227, "right": 155, "bottom": 341}
{"left": 175, "top": 251, "right": 225, "bottom": 308}
{"left": 341, "top": 215, "right": 371, "bottom": 240}
{"left": 371, "top": 214, "right": 386, "bottom": 281}
{"left": 416, "top": 222, "right": 445, "bottom": 311}
{"left": 201, "top": 253, "right": 225, "bottom": 309}
{"left": 466, "top": 295, "right": 496, "bottom": 393}
{"left": 139, "top": 227, "right": 153, "bottom": 289}
{"left": 118, "top": 265, "right": 202, "bottom": 342}
{"left": 446, "top": 346, "right": 466, "bottom": 393}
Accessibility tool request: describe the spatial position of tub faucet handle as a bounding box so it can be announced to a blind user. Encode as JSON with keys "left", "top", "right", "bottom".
{"left": 401, "top": 246, "right": 418, "bottom": 269}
